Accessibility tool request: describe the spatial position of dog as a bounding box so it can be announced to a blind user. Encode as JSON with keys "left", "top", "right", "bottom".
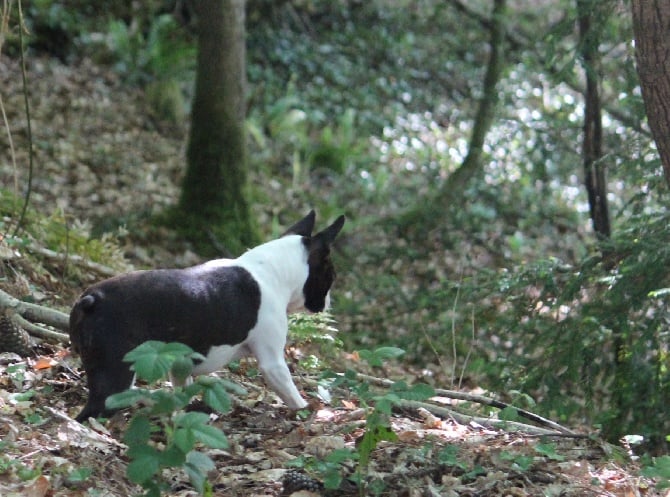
{"left": 69, "top": 211, "right": 345, "bottom": 422}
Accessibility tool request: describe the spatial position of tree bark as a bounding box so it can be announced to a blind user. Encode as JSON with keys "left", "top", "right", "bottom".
{"left": 631, "top": 0, "right": 670, "bottom": 189}
{"left": 578, "top": 0, "right": 610, "bottom": 238}
{"left": 178, "top": 0, "right": 255, "bottom": 254}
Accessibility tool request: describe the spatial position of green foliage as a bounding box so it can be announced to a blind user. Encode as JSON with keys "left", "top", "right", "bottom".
{"left": 289, "top": 312, "right": 342, "bottom": 348}
{"left": 104, "top": 14, "right": 195, "bottom": 86}
{"left": 534, "top": 442, "right": 564, "bottom": 461}
{"left": 0, "top": 451, "right": 42, "bottom": 482}
{"left": 438, "top": 444, "right": 467, "bottom": 470}
{"left": 413, "top": 203, "right": 667, "bottom": 451}
{"left": 357, "top": 347, "right": 405, "bottom": 368}
{"left": 107, "top": 341, "right": 242, "bottom": 496}
{"left": 308, "top": 348, "right": 435, "bottom": 493}
{"left": 0, "top": 190, "right": 129, "bottom": 283}
{"left": 287, "top": 448, "right": 359, "bottom": 491}
{"left": 289, "top": 312, "right": 343, "bottom": 371}
{"left": 100, "top": 13, "right": 194, "bottom": 122}
{"left": 500, "top": 450, "right": 534, "bottom": 471}
{"left": 641, "top": 455, "right": 670, "bottom": 490}
{"left": 249, "top": 90, "right": 369, "bottom": 187}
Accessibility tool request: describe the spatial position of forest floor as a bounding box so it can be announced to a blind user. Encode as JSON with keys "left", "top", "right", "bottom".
{"left": 0, "top": 56, "right": 665, "bottom": 497}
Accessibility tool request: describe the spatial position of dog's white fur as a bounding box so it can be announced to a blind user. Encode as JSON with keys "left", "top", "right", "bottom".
{"left": 191, "top": 235, "right": 313, "bottom": 408}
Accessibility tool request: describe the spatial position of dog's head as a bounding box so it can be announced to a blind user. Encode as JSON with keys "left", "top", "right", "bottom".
{"left": 284, "top": 211, "right": 345, "bottom": 313}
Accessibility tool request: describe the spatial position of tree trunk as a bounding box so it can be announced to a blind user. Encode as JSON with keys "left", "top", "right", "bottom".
{"left": 441, "top": 0, "right": 506, "bottom": 200}
{"left": 578, "top": 0, "right": 610, "bottom": 238}
{"left": 399, "top": 0, "right": 506, "bottom": 231}
{"left": 631, "top": 0, "right": 670, "bottom": 189}
{"left": 178, "top": 0, "right": 255, "bottom": 255}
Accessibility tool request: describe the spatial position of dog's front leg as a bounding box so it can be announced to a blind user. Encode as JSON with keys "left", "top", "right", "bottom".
{"left": 252, "top": 341, "right": 308, "bottom": 409}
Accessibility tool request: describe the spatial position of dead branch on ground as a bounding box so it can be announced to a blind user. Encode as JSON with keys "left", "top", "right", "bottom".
{"left": 0, "top": 288, "right": 69, "bottom": 345}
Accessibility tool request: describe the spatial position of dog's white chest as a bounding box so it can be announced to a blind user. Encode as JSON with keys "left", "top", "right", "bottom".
{"left": 192, "top": 343, "right": 247, "bottom": 375}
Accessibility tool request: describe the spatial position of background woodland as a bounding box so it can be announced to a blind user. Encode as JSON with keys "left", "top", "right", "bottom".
{"left": 1, "top": 0, "right": 670, "bottom": 495}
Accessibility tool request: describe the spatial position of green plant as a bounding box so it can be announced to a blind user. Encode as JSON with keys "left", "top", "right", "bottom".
{"left": 0, "top": 442, "right": 42, "bottom": 482}
{"left": 305, "top": 347, "right": 434, "bottom": 494}
{"left": 105, "top": 14, "right": 194, "bottom": 85}
{"left": 641, "top": 455, "right": 670, "bottom": 490}
{"left": 438, "top": 444, "right": 467, "bottom": 470}
{"left": 287, "top": 449, "right": 359, "bottom": 491}
{"left": 289, "top": 312, "right": 341, "bottom": 348}
{"left": 287, "top": 312, "right": 342, "bottom": 372}
{"left": 534, "top": 442, "right": 564, "bottom": 461}
{"left": 101, "top": 13, "right": 194, "bottom": 121}
{"left": 106, "top": 341, "right": 246, "bottom": 496}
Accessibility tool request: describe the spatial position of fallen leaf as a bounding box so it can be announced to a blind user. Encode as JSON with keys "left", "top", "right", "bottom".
{"left": 22, "top": 475, "right": 50, "bottom": 497}
{"left": 33, "top": 357, "right": 56, "bottom": 370}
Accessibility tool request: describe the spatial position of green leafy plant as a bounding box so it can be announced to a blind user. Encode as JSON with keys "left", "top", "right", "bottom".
{"left": 287, "top": 448, "right": 359, "bottom": 491}
{"left": 105, "top": 14, "right": 194, "bottom": 85}
{"left": 288, "top": 312, "right": 342, "bottom": 371}
{"left": 0, "top": 442, "right": 42, "bottom": 482}
{"left": 306, "top": 347, "right": 435, "bottom": 494}
{"left": 289, "top": 311, "right": 342, "bottom": 348}
{"left": 534, "top": 442, "right": 564, "bottom": 461}
{"left": 438, "top": 444, "right": 469, "bottom": 471}
{"left": 641, "top": 455, "right": 670, "bottom": 490}
{"left": 106, "top": 341, "right": 246, "bottom": 496}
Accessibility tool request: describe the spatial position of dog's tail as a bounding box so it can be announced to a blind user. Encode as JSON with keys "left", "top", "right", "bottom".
{"left": 69, "top": 292, "right": 99, "bottom": 354}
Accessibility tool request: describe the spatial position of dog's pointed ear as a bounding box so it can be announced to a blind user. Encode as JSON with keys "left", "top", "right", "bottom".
{"left": 312, "top": 215, "right": 345, "bottom": 247}
{"left": 283, "top": 210, "right": 316, "bottom": 237}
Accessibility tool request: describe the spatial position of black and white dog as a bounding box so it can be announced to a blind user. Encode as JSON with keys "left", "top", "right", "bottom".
{"left": 69, "top": 211, "right": 345, "bottom": 422}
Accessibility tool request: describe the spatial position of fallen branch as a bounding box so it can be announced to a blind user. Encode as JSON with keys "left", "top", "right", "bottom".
{"left": 317, "top": 371, "right": 578, "bottom": 437}
{"left": 396, "top": 398, "right": 579, "bottom": 437}
{"left": 357, "top": 372, "right": 576, "bottom": 435}
{"left": 0, "top": 288, "right": 69, "bottom": 346}
{"left": 13, "top": 313, "right": 69, "bottom": 343}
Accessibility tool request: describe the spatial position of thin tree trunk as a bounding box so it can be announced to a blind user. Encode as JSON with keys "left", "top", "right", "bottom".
{"left": 440, "top": 0, "right": 506, "bottom": 199}
{"left": 178, "top": 0, "right": 255, "bottom": 254}
{"left": 578, "top": 0, "right": 610, "bottom": 238}
{"left": 400, "top": 0, "right": 506, "bottom": 231}
{"left": 631, "top": 0, "right": 670, "bottom": 189}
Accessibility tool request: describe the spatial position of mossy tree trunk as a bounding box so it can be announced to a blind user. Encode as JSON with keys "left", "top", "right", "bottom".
{"left": 631, "top": 0, "right": 670, "bottom": 189}
{"left": 399, "top": 0, "right": 506, "bottom": 232}
{"left": 178, "top": 0, "right": 256, "bottom": 255}
{"left": 441, "top": 0, "right": 506, "bottom": 200}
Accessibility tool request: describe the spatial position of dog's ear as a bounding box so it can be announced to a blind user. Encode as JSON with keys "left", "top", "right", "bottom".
{"left": 311, "top": 215, "right": 345, "bottom": 248}
{"left": 283, "top": 210, "right": 316, "bottom": 237}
